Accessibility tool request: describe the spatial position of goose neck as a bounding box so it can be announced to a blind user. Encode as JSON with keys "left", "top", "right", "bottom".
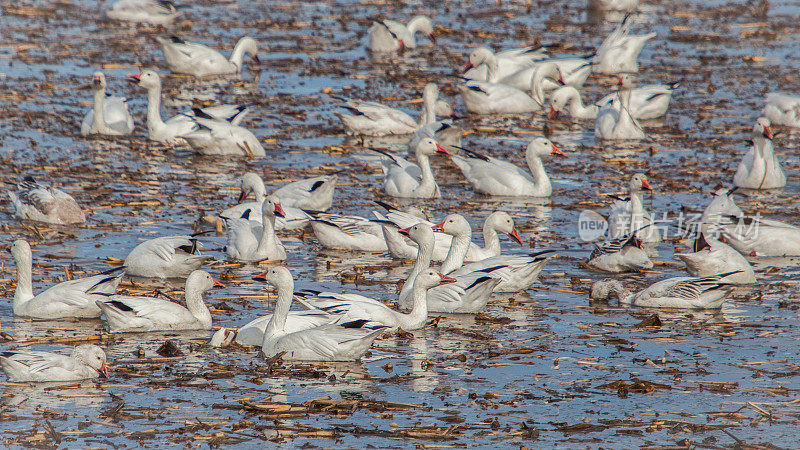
{"left": 13, "top": 252, "right": 34, "bottom": 313}
{"left": 185, "top": 284, "right": 212, "bottom": 328}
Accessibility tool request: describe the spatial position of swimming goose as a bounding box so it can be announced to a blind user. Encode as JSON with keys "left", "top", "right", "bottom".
{"left": 157, "top": 35, "right": 259, "bottom": 78}
{"left": 235, "top": 307, "right": 345, "bottom": 346}
{"left": 733, "top": 117, "right": 785, "bottom": 189}
{"left": 676, "top": 233, "right": 755, "bottom": 284}
{"left": 374, "top": 205, "right": 522, "bottom": 261}
{"left": 219, "top": 173, "right": 319, "bottom": 230}
{"left": 719, "top": 215, "right": 800, "bottom": 257}
{"left": 407, "top": 84, "right": 462, "bottom": 153}
{"left": 463, "top": 46, "right": 549, "bottom": 81}
{"left": 335, "top": 84, "right": 448, "bottom": 136}
{"left": 549, "top": 83, "right": 678, "bottom": 121}
{"left": 253, "top": 267, "right": 386, "bottom": 361}
{"left": 586, "top": 232, "right": 653, "bottom": 272}
{"left": 105, "top": 0, "right": 180, "bottom": 25}
{"left": 124, "top": 235, "right": 206, "bottom": 278}
{"left": 450, "top": 137, "right": 565, "bottom": 197}
{"left": 397, "top": 220, "right": 500, "bottom": 313}
{"left": 607, "top": 173, "right": 661, "bottom": 244}
{"left": 8, "top": 240, "right": 123, "bottom": 319}
{"left": 590, "top": 272, "right": 736, "bottom": 309}
{"left": 694, "top": 187, "right": 743, "bottom": 237}
{"left": 457, "top": 62, "right": 563, "bottom": 115}
{"left": 594, "top": 14, "right": 656, "bottom": 74}
{"left": 367, "top": 16, "right": 435, "bottom": 53}
{"left": 310, "top": 213, "right": 388, "bottom": 251}
{"left": 595, "top": 75, "right": 646, "bottom": 140}
{"left": 97, "top": 270, "right": 222, "bottom": 332}
{"left": 501, "top": 57, "right": 593, "bottom": 91}
{"left": 127, "top": 70, "right": 250, "bottom": 143}
{"left": 1, "top": 345, "right": 108, "bottom": 382}
{"left": 222, "top": 197, "right": 286, "bottom": 262}
{"left": 763, "top": 93, "right": 800, "bottom": 128}
{"left": 272, "top": 174, "right": 338, "bottom": 211}
{"left": 182, "top": 114, "right": 266, "bottom": 157}
{"left": 8, "top": 177, "right": 86, "bottom": 225}
{"left": 377, "top": 138, "right": 449, "bottom": 198}
{"left": 81, "top": 72, "right": 134, "bottom": 136}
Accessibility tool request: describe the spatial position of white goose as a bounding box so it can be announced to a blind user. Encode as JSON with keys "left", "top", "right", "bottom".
{"left": 127, "top": 70, "right": 250, "bottom": 143}
{"left": 595, "top": 75, "right": 646, "bottom": 140}
{"left": 695, "top": 187, "right": 743, "bottom": 237}
{"left": 590, "top": 272, "right": 736, "bottom": 309}
{"left": 96, "top": 270, "right": 223, "bottom": 332}
{"left": 463, "top": 46, "right": 549, "bottom": 81}
{"left": 501, "top": 57, "right": 593, "bottom": 91}
{"left": 549, "top": 83, "right": 678, "bottom": 121}
{"left": 407, "top": 84, "right": 462, "bottom": 153}
{"left": 157, "top": 35, "right": 259, "bottom": 78}
{"left": 182, "top": 114, "right": 265, "bottom": 157}
{"left": 9, "top": 240, "right": 123, "bottom": 319}
{"left": 375, "top": 205, "right": 524, "bottom": 261}
{"left": 236, "top": 308, "right": 344, "bottom": 347}
{"left": 123, "top": 235, "right": 206, "bottom": 278}
{"left": 253, "top": 267, "right": 386, "bottom": 361}
{"left": 763, "top": 93, "right": 800, "bottom": 128}
{"left": 296, "top": 269, "right": 455, "bottom": 332}
{"left": 607, "top": 173, "right": 661, "bottom": 244}
{"left": 594, "top": 14, "right": 656, "bottom": 74}
{"left": 8, "top": 177, "right": 86, "bottom": 225}
{"left": 587, "top": 232, "right": 653, "bottom": 272}
{"left": 309, "top": 213, "right": 387, "bottom": 252}
{"left": 719, "top": 215, "right": 800, "bottom": 257}
{"left": 367, "top": 16, "right": 435, "bottom": 53}
{"left": 272, "top": 174, "right": 338, "bottom": 211}
{"left": 457, "top": 62, "right": 562, "bottom": 115}
{"left": 397, "top": 220, "right": 500, "bottom": 313}
{"left": 431, "top": 214, "right": 555, "bottom": 293}
{"left": 222, "top": 197, "right": 286, "bottom": 262}
{"left": 377, "top": 138, "right": 449, "bottom": 198}
{"left": 1, "top": 345, "right": 108, "bottom": 382}
{"left": 219, "top": 173, "right": 320, "bottom": 230}
{"left": 450, "top": 137, "right": 565, "bottom": 197}
{"left": 676, "top": 233, "right": 755, "bottom": 284}
{"left": 733, "top": 117, "right": 786, "bottom": 189}
{"left": 105, "top": 0, "right": 180, "bottom": 25}
{"left": 81, "top": 72, "right": 134, "bottom": 136}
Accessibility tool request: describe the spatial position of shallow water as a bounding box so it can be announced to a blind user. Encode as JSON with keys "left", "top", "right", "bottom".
{"left": 0, "top": 0, "right": 799, "bottom": 447}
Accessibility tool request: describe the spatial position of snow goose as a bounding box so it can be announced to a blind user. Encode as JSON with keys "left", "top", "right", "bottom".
{"left": 236, "top": 308, "right": 344, "bottom": 346}
{"left": 590, "top": 272, "right": 736, "bottom": 309}
{"left": 1, "top": 345, "right": 108, "bottom": 383}
{"left": 396, "top": 220, "right": 500, "bottom": 313}
{"left": 296, "top": 269, "right": 455, "bottom": 332}
{"left": 253, "top": 267, "right": 386, "bottom": 361}
{"left": 377, "top": 138, "right": 449, "bottom": 198}
{"left": 500, "top": 57, "right": 593, "bottom": 91}
{"left": 433, "top": 213, "right": 554, "bottom": 293}
{"left": 219, "top": 173, "right": 314, "bottom": 230}
{"left": 457, "top": 62, "right": 562, "bottom": 115}
{"left": 450, "top": 137, "right": 565, "bottom": 197}
{"left": 8, "top": 177, "right": 86, "bottom": 225}
{"left": 607, "top": 173, "right": 661, "bottom": 244}
{"left": 367, "top": 16, "right": 435, "bottom": 53}
{"left": 222, "top": 197, "right": 286, "bottom": 262}
{"left": 594, "top": 14, "right": 656, "bottom": 74}
{"left": 335, "top": 84, "right": 445, "bottom": 137}
{"left": 733, "top": 117, "right": 786, "bottom": 189}
{"left": 272, "top": 174, "right": 338, "bottom": 211}
{"left": 595, "top": 75, "right": 646, "bottom": 140}
{"left": 127, "top": 70, "right": 249, "bottom": 143}
{"left": 8, "top": 240, "right": 123, "bottom": 319}
{"left": 157, "top": 35, "right": 259, "bottom": 78}
{"left": 407, "top": 84, "right": 462, "bottom": 153}
{"left": 105, "top": 0, "right": 180, "bottom": 25}
{"left": 696, "top": 187, "right": 743, "bottom": 236}
{"left": 97, "top": 270, "right": 223, "bottom": 332}
{"left": 719, "top": 215, "right": 800, "bottom": 257}
{"left": 124, "top": 235, "right": 206, "bottom": 278}
{"left": 676, "top": 233, "right": 755, "bottom": 284}
{"left": 310, "top": 213, "right": 388, "bottom": 251}
{"left": 182, "top": 114, "right": 266, "bottom": 157}
{"left": 463, "top": 46, "right": 549, "bottom": 81}
{"left": 586, "top": 232, "right": 653, "bottom": 272}
{"left": 81, "top": 72, "right": 134, "bottom": 136}
{"left": 549, "top": 82, "right": 678, "bottom": 121}
{"left": 763, "top": 93, "right": 800, "bottom": 128}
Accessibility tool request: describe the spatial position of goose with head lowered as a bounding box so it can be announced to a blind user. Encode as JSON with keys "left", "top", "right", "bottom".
{"left": 450, "top": 137, "right": 565, "bottom": 197}
{"left": 590, "top": 272, "right": 737, "bottom": 309}
{"left": 595, "top": 74, "right": 646, "bottom": 140}
{"left": 96, "top": 270, "right": 223, "bottom": 332}
{"left": 81, "top": 71, "right": 134, "bottom": 136}
{"left": 123, "top": 235, "right": 206, "bottom": 278}
{"left": 586, "top": 230, "right": 653, "bottom": 273}
{"left": 549, "top": 81, "right": 678, "bottom": 121}
{"left": 157, "top": 35, "right": 259, "bottom": 78}
{"left": 8, "top": 239, "right": 123, "bottom": 319}
{"left": 367, "top": 15, "right": 435, "bottom": 53}
{"left": 376, "top": 138, "right": 449, "bottom": 199}
{"left": 457, "top": 61, "right": 563, "bottom": 115}
{"left": 463, "top": 45, "right": 549, "bottom": 81}
{"left": 8, "top": 177, "right": 86, "bottom": 225}
{"left": 253, "top": 267, "right": 386, "bottom": 361}
{"left": 105, "top": 0, "right": 180, "bottom": 25}
{"left": 675, "top": 233, "right": 755, "bottom": 284}
{"left": 1, "top": 345, "right": 109, "bottom": 383}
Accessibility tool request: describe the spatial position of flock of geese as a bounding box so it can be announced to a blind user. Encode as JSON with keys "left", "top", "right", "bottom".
{"left": 3, "top": 0, "right": 800, "bottom": 382}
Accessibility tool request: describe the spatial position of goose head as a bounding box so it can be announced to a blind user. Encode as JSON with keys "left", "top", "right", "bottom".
{"left": 754, "top": 117, "right": 773, "bottom": 140}
{"left": 432, "top": 213, "right": 471, "bottom": 238}
{"left": 72, "top": 344, "right": 109, "bottom": 378}
{"left": 434, "top": 100, "right": 458, "bottom": 120}
{"left": 235, "top": 36, "right": 260, "bottom": 64}
{"left": 8, "top": 239, "right": 31, "bottom": 263}
{"left": 252, "top": 265, "right": 294, "bottom": 289}
{"left": 703, "top": 187, "right": 743, "bottom": 220}
{"left": 399, "top": 222, "right": 436, "bottom": 246}
{"left": 422, "top": 83, "right": 439, "bottom": 105}
{"left": 414, "top": 269, "right": 457, "bottom": 291}
{"left": 90, "top": 72, "right": 107, "bottom": 91}
{"left": 548, "top": 86, "right": 581, "bottom": 119}
{"left": 629, "top": 173, "right": 651, "bottom": 193}
{"left": 486, "top": 211, "right": 524, "bottom": 245}
{"left": 414, "top": 138, "right": 449, "bottom": 157}
{"left": 463, "top": 47, "right": 495, "bottom": 72}
{"left": 261, "top": 196, "right": 286, "bottom": 220}
{"left": 408, "top": 15, "right": 435, "bottom": 43}
{"left": 617, "top": 73, "right": 637, "bottom": 89}
{"left": 526, "top": 137, "right": 566, "bottom": 159}
{"left": 238, "top": 172, "right": 267, "bottom": 203}
{"left": 186, "top": 270, "right": 225, "bottom": 294}
{"left": 127, "top": 70, "right": 161, "bottom": 90}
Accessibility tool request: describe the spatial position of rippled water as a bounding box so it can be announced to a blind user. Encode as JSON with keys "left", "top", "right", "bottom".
{"left": 0, "top": 0, "right": 799, "bottom": 447}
